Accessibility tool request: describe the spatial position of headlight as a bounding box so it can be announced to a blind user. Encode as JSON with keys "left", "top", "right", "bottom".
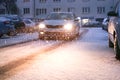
{"left": 64, "top": 23, "right": 73, "bottom": 31}
{"left": 39, "top": 23, "right": 46, "bottom": 29}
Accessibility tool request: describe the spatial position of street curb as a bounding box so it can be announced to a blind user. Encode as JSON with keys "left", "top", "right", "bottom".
{"left": 0, "top": 33, "right": 39, "bottom": 48}
{"left": 0, "top": 38, "right": 39, "bottom": 48}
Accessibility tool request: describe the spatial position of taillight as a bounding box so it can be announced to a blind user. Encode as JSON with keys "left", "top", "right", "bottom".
{"left": 4, "top": 21, "right": 10, "bottom": 24}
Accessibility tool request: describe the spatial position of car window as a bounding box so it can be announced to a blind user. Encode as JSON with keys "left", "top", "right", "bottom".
{"left": 24, "top": 20, "right": 31, "bottom": 24}
{"left": 46, "top": 13, "right": 74, "bottom": 20}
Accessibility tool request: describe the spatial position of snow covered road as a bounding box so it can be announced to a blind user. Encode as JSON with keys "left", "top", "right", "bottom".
{"left": 0, "top": 28, "right": 120, "bottom": 80}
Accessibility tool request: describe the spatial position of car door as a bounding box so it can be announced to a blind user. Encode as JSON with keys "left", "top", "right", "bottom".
{"left": 115, "top": 3, "right": 120, "bottom": 46}
{"left": 108, "top": 17, "right": 116, "bottom": 43}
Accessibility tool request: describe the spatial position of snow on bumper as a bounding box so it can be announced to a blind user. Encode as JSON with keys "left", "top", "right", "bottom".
{"left": 38, "top": 30, "right": 77, "bottom": 38}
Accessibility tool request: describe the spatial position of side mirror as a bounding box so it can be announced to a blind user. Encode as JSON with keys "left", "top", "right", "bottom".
{"left": 107, "top": 11, "right": 118, "bottom": 17}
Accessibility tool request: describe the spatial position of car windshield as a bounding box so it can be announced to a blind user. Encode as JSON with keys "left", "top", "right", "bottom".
{"left": 23, "top": 20, "right": 31, "bottom": 24}
{"left": 46, "top": 13, "right": 74, "bottom": 20}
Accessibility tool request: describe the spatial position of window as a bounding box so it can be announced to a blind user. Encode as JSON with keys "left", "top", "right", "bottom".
{"left": 53, "top": 0, "right": 61, "bottom": 2}
{"left": 97, "top": 7, "right": 105, "bottom": 14}
{"left": 53, "top": 8, "right": 61, "bottom": 12}
{"left": 23, "top": 0, "right": 30, "bottom": 2}
{"left": 82, "top": 7, "right": 90, "bottom": 14}
{"left": 67, "top": 0, "right": 75, "bottom": 2}
{"left": 39, "top": 0, "right": 47, "bottom": 3}
{"left": 36, "top": 8, "right": 47, "bottom": 15}
{"left": 68, "top": 7, "right": 75, "bottom": 12}
{"left": 0, "top": 9, "right": 5, "bottom": 14}
{"left": 23, "top": 8, "right": 30, "bottom": 14}
{"left": 82, "top": 0, "right": 90, "bottom": 2}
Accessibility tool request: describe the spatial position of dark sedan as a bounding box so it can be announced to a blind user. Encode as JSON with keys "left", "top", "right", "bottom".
{"left": 0, "top": 17, "right": 16, "bottom": 37}
{"left": 107, "top": 2, "right": 120, "bottom": 60}
{"left": 1, "top": 15, "right": 25, "bottom": 33}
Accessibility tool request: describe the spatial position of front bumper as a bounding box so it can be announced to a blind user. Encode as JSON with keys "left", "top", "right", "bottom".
{"left": 38, "top": 30, "right": 77, "bottom": 38}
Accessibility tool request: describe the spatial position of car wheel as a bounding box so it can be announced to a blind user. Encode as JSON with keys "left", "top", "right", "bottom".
{"left": 7, "top": 31, "right": 17, "bottom": 36}
{"left": 0, "top": 34, "right": 3, "bottom": 38}
{"left": 109, "top": 38, "right": 114, "bottom": 47}
{"left": 114, "top": 36, "right": 120, "bottom": 60}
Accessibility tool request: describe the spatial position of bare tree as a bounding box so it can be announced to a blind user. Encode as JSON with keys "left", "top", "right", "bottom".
{"left": 0, "top": 0, "right": 18, "bottom": 14}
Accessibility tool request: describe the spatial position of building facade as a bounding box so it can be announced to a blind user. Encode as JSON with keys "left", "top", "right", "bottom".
{"left": 16, "top": 0, "right": 114, "bottom": 20}
{"left": 0, "top": 0, "right": 115, "bottom": 20}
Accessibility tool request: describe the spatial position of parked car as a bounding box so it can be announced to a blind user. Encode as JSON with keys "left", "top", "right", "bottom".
{"left": 102, "top": 18, "right": 109, "bottom": 31}
{"left": 0, "top": 17, "right": 16, "bottom": 37}
{"left": 107, "top": 2, "right": 120, "bottom": 60}
{"left": 38, "top": 12, "right": 80, "bottom": 40}
{"left": 2, "top": 15, "right": 25, "bottom": 33}
{"left": 22, "top": 19, "right": 37, "bottom": 32}
{"left": 82, "top": 20, "right": 100, "bottom": 27}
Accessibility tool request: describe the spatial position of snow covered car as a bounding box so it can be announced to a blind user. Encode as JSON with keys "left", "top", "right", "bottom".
{"left": 1, "top": 15, "right": 25, "bottom": 32}
{"left": 0, "top": 17, "right": 16, "bottom": 37}
{"left": 23, "top": 19, "right": 37, "bottom": 32}
{"left": 38, "top": 12, "right": 80, "bottom": 40}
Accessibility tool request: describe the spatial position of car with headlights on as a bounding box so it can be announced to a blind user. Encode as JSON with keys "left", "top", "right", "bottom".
{"left": 38, "top": 12, "right": 80, "bottom": 40}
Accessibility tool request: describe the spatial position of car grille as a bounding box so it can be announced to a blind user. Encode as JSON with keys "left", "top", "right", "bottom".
{"left": 45, "top": 32, "right": 63, "bottom": 35}
{"left": 46, "top": 25, "right": 63, "bottom": 28}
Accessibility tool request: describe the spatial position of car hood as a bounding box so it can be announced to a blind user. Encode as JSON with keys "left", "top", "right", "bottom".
{"left": 42, "top": 20, "right": 74, "bottom": 25}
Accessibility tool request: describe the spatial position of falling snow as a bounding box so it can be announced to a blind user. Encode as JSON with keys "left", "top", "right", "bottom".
{"left": 0, "top": 28, "right": 120, "bottom": 80}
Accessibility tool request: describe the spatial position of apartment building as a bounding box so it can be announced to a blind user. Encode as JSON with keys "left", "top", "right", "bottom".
{"left": 0, "top": 0, "right": 115, "bottom": 20}
{"left": 16, "top": 0, "right": 114, "bottom": 20}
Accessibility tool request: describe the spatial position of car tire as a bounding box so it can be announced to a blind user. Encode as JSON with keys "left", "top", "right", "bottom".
{"left": 7, "top": 31, "right": 17, "bottom": 36}
{"left": 0, "top": 34, "right": 3, "bottom": 38}
{"left": 114, "top": 36, "right": 120, "bottom": 60}
{"left": 109, "top": 38, "right": 114, "bottom": 48}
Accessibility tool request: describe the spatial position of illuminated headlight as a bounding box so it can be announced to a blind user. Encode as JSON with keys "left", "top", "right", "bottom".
{"left": 64, "top": 23, "right": 73, "bottom": 31}
{"left": 39, "top": 23, "right": 46, "bottom": 29}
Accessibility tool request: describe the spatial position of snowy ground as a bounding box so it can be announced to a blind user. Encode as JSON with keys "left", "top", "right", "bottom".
{"left": 0, "top": 32, "right": 39, "bottom": 47}
{"left": 0, "top": 28, "right": 120, "bottom": 80}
